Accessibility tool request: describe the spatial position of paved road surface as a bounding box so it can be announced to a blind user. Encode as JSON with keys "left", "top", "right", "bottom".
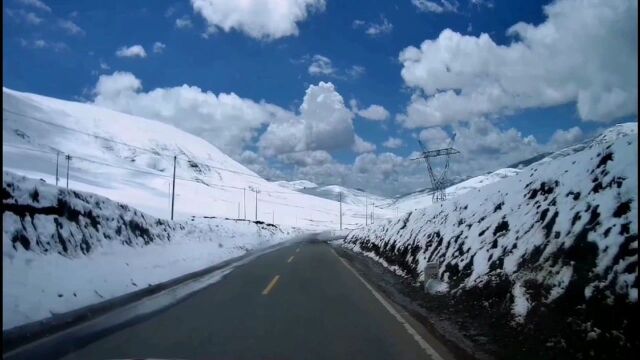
{"left": 60, "top": 242, "right": 452, "bottom": 360}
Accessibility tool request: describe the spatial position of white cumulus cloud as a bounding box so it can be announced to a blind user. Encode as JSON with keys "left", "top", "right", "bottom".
{"left": 308, "top": 55, "right": 336, "bottom": 76}
{"left": 357, "top": 104, "right": 390, "bottom": 121}
{"left": 190, "top": 0, "right": 325, "bottom": 40}
{"left": 278, "top": 150, "right": 333, "bottom": 167}
{"left": 115, "top": 45, "right": 147, "bottom": 58}
{"left": 258, "top": 81, "right": 356, "bottom": 156}
{"left": 549, "top": 126, "right": 585, "bottom": 149}
{"left": 353, "top": 135, "right": 376, "bottom": 153}
{"left": 93, "top": 71, "right": 293, "bottom": 156}
{"left": 58, "top": 19, "right": 85, "bottom": 36}
{"left": 398, "top": 0, "right": 638, "bottom": 128}
{"left": 383, "top": 137, "right": 404, "bottom": 149}
{"left": 175, "top": 16, "right": 193, "bottom": 29}
{"left": 419, "top": 127, "right": 451, "bottom": 149}
{"left": 153, "top": 42, "right": 166, "bottom": 54}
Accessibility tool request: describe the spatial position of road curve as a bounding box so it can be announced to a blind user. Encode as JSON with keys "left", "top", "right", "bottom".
{"left": 58, "top": 241, "right": 453, "bottom": 360}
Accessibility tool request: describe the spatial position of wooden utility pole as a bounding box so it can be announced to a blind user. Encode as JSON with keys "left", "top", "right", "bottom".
{"left": 55, "top": 151, "right": 60, "bottom": 186}
{"left": 372, "top": 202, "right": 375, "bottom": 224}
{"left": 365, "top": 195, "right": 368, "bottom": 226}
{"left": 171, "top": 156, "right": 176, "bottom": 221}
{"left": 65, "top": 154, "right": 71, "bottom": 190}
{"left": 339, "top": 192, "right": 342, "bottom": 230}
{"left": 255, "top": 189, "right": 258, "bottom": 221}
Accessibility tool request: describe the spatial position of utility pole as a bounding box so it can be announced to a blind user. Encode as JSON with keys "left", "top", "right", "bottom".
{"left": 171, "top": 156, "right": 177, "bottom": 221}
{"left": 339, "top": 192, "right": 342, "bottom": 230}
{"left": 65, "top": 154, "right": 71, "bottom": 190}
{"left": 255, "top": 189, "right": 258, "bottom": 221}
{"left": 365, "top": 195, "right": 368, "bottom": 226}
{"left": 243, "top": 188, "right": 246, "bottom": 220}
{"left": 55, "top": 151, "right": 60, "bottom": 186}
{"left": 372, "top": 202, "right": 375, "bottom": 224}
{"left": 238, "top": 203, "right": 240, "bottom": 218}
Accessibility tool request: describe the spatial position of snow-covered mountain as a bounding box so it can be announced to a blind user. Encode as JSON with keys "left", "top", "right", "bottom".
{"left": 301, "top": 185, "right": 391, "bottom": 206}
{"left": 341, "top": 123, "right": 638, "bottom": 358}
{"left": 273, "top": 180, "right": 318, "bottom": 191}
{"left": 2, "top": 87, "right": 366, "bottom": 230}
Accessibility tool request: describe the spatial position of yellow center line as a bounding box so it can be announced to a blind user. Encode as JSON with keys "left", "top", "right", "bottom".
{"left": 287, "top": 255, "right": 295, "bottom": 263}
{"left": 262, "top": 275, "right": 280, "bottom": 295}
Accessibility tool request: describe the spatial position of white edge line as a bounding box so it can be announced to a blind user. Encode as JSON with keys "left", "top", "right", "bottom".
{"left": 333, "top": 249, "right": 445, "bottom": 360}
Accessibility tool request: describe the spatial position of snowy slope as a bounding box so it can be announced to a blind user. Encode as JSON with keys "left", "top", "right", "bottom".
{"left": 388, "top": 168, "right": 521, "bottom": 213}
{"left": 2, "top": 87, "right": 366, "bottom": 230}
{"left": 2, "top": 171, "right": 296, "bottom": 330}
{"left": 388, "top": 123, "right": 637, "bottom": 215}
{"left": 341, "top": 126, "right": 637, "bottom": 355}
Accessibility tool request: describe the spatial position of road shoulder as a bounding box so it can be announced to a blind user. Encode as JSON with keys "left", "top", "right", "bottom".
{"left": 332, "top": 242, "right": 493, "bottom": 360}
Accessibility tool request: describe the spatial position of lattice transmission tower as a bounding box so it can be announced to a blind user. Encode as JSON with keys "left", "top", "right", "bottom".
{"left": 412, "top": 134, "right": 460, "bottom": 202}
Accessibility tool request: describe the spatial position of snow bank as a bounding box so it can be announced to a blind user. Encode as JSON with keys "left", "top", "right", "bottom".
{"left": 2, "top": 171, "right": 296, "bottom": 330}
{"left": 342, "top": 124, "right": 637, "bottom": 354}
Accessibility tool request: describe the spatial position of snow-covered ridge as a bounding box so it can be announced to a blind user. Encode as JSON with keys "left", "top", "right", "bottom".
{"left": 536, "top": 122, "right": 638, "bottom": 165}
{"left": 2, "top": 171, "right": 295, "bottom": 330}
{"left": 388, "top": 168, "right": 521, "bottom": 213}
{"left": 342, "top": 129, "right": 637, "bottom": 354}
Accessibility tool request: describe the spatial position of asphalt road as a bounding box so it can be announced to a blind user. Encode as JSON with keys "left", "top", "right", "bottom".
{"left": 60, "top": 241, "right": 452, "bottom": 360}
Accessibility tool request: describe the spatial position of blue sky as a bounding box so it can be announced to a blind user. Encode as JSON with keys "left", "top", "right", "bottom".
{"left": 3, "top": 0, "right": 637, "bottom": 195}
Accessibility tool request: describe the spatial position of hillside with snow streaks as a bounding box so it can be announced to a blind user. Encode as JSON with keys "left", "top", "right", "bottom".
{"left": 2, "top": 171, "right": 296, "bottom": 330}
{"left": 2, "top": 87, "right": 369, "bottom": 230}
{"left": 342, "top": 125, "right": 637, "bottom": 356}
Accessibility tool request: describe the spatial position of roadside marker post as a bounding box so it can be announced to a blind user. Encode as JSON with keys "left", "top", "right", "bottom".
{"left": 423, "top": 262, "right": 439, "bottom": 292}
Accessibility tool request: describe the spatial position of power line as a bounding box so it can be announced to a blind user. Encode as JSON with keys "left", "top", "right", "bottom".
{"left": 3, "top": 108, "right": 266, "bottom": 180}
{"left": 3, "top": 109, "right": 340, "bottom": 198}
{"left": 2, "top": 143, "right": 333, "bottom": 212}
